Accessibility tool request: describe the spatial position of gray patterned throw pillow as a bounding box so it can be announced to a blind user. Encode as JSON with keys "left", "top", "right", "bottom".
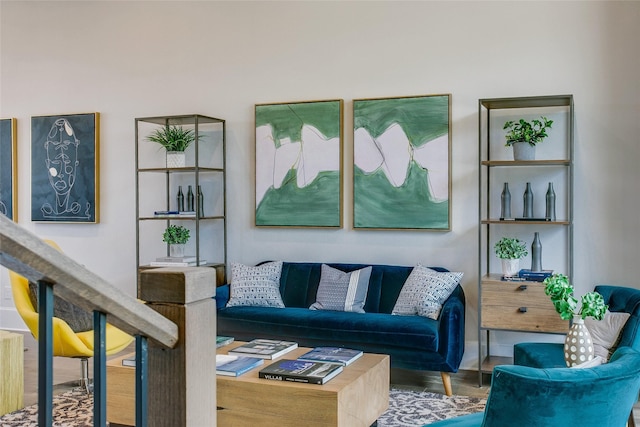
{"left": 226, "top": 261, "right": 285, "bottom": 308}
{"left": 392, "top": 265, "right": 463, "bottom": 320}
{"left": 309, "top": 264, "right": 372, "bottom": 313}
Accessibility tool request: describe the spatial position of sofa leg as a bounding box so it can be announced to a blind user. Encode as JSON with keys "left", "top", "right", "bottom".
{"left": 441, "top": 372, "right": 452, "bottom": 396}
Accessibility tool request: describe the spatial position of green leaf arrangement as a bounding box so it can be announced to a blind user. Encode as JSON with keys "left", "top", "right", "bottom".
{"left": 147, "top": 125, "right": 200, "bottom": 152}
{"left": 543, "top": 273, "right": 608, "bottom": 320}
{"left": 494, "top": 237, "right": 528, "bottom": 260}
{"left": 503, "top": 116, "right": 554, "bottom": 147}
{"left": 162, "top": 225, "right": 190, "bottom": 245}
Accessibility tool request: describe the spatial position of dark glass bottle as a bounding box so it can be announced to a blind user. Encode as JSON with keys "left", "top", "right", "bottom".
{"left": 197, "top": 185, "right": 204, "bottom": 217}
{"left": 500, "top": 183, "right": 511, "bottom": 219}
{"left": 523, "top": 182, "right": 534, "bottom": 218}
{"left": 545, "top": 182, "right": 556, "bottom": 221}
{"left": 177, "top": 186, "right": 184, "bottom": 212}
{"left": 531, "top": 232, "right": 542, "bottom": 272}
{"left": 187, "top": 185, "right": 194, "bottom": 212}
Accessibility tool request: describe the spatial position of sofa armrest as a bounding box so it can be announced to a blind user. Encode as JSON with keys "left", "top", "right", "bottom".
{"left": 215, "top": 284, "right": 230, "bottom": 310}
{"left": 436, "top": 285, "right": 465, "bottom": 371}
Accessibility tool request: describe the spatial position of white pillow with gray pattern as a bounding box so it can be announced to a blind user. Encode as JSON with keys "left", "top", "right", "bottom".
{"left": 226, "top": 261, "right": 285, "bottom": 308}
{"left": 392, "top": 265, "right": 463, "bottom": 320}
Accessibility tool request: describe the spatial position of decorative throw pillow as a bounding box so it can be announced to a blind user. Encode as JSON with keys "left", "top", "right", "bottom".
{"left": 392, "top": 265, "right": 463, "bottom": 320}
{"left": 584, "top": 310, "right": 630, "bottom": 362}
{"left": 309, "top": 264, "right": 372, "bottom": 313}
{"left": 28, "top": 282, "right": 94, "bottom": 333}
{"left": 226, "top": 261, "right": 285, "bottom": 308}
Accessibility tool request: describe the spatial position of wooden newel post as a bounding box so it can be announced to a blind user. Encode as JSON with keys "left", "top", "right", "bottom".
{"left": 139, "top": 267, "right": 217, "bottom": 427}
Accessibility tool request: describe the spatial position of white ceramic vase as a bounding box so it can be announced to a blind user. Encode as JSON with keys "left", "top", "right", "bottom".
{"left": 169, "top": 243, "right": 185, "bottom": 258}
{"left": 512, "top": 142, "right": 536, "bottom": 161}
{"left": 501, "top": 258, "right": 520, "bottom": 277}
{"left": 564, "top": 317, "right": 595, "bottom": 367}
{"left": 166, "top": 151, "right": 186, "bottom": 168}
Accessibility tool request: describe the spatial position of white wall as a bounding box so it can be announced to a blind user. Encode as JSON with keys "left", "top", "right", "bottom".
{"left": 1, "top": 1, "right": 639, "bottom": 368}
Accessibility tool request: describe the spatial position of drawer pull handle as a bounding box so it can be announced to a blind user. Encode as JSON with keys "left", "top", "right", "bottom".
{"left": 519, "top": 307, "right": 528, "bottom": 313}
{"left": 519, "top": 285, "right": 528, "bottom": 291}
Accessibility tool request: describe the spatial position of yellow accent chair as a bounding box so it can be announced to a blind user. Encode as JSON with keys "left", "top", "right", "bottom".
{"left": 9, "top": 240, "right": 133, "bottom": 391}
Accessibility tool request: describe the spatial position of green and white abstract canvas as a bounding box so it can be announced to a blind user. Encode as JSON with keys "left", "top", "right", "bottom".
{"left": 353, "top": 94, "right": 451, "bottom": 230}
{"left": 255, "top": 100, "right": 343, "bottom": 227}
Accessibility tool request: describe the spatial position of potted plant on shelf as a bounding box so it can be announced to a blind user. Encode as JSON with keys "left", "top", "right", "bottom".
{"left": 494, "top": 237, "right": 528, "bottom": 277}
{"left": 503, "top": 116, "right": 553, "bottom": 161}
{"left": 543, "top": 273, "right": 608, "bottom": 366}
{"left": 146, "top": 125, "right": 200, "bottom": 168}
{"left": 162, "top": 224, "right": 190, "bottom": 258}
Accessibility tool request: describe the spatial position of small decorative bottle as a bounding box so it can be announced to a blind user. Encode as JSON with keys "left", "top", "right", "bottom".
{"left": 177, "top": 186, "right": 185, "bottom": 212}
{"left": 197, "top": 185, "right": 204, "bottom": 217}
{"left": 523, "top": 182, "right": 534, "bottom": 218}
{"left": 531, "top": 232, "right": 542, "bottom": 272}
{"left": 545, "top": 182, "right": 556, "bottom": 221}
{"left": 500, "top": 183, "right": 511, "bottom": 220}
{"left": 187, "top": 185, "right": 195, "bottom": 212}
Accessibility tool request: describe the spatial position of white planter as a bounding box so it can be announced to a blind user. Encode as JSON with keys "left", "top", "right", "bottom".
{"left": 512, "top": 142, "right": 536, "bottom": 161}
{"left": 169, "top": 244, "right": 185, "bottom": 258}
{"left": 166, "top": 151, "right": 186, "bottom": 168}
{"left": 501, "top": 258, "right": 520, "bottom": 277}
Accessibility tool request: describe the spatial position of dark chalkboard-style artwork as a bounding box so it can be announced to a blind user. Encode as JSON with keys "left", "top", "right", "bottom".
{"left": 0, "top": 118, "right": 17, "bottom": 221}
{"left": 31, "top": 113, "right": 100, "bottom": 223}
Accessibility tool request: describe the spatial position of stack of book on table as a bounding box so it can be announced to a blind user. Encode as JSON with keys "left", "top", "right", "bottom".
{"left": 216, "top": 354, "right": 264, "bottom": 377}
{"left": 297, "top": 347, "right": 363, "bottom": 366}
{"left": 216, "top": 336, "right": 235, "bottom": 348}
{"left": 149, "top": 256, "right": 206, "bottom": 267}
{"left": 258, "top": 359, "right": 343, "bottom": 385}
{"left": 228, "top": 339, "right": 298, "bottom": 359}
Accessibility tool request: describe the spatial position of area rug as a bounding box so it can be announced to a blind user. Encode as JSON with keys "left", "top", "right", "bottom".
{"left": 0, "top": 388, "right": 486, "bottom": 426}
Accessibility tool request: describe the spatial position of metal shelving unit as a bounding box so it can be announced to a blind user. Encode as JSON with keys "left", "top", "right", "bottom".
{"left": 135, "top": 114, "right": 226, "bottom": 288}
{"left": 477, "top": 95, "right": 574, "bottom": 386}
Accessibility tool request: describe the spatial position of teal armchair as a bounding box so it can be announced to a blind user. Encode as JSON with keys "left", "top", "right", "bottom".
{"left": 428, "top": 346, "right": 640, "bottom": 427}
{"left": 514, "top": 285, "right": 640, "bottom": 368}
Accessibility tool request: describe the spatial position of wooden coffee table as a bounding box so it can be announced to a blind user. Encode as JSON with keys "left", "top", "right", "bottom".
{"left": 107, "top": 342, "right": 390, "bottom": 427}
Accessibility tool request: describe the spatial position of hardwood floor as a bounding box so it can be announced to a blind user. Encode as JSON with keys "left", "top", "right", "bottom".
{"left": 15, "top": 331, "right": 638, "bottom": 425}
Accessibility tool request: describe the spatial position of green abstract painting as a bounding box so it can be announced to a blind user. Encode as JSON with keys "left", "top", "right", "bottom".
{"left": 255, "top": 100, "right": 343, "bottom": 227}
{"left": 353, "top": 94, "right": 451, "bottom": 230}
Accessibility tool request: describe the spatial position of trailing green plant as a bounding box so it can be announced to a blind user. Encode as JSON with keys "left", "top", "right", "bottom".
{"left": 162, "top": 225, "right": 190, "bottom": 245}
{"left": 543, "top": 273, "right": 608, "bottom": 320}
{"left": 503, "top": 116, "right": 553, "bottom": 147}
{"left": 494, "top": 237, "right": 528, "bottom": 259}
{"left": 146, "top": 125, "right": 200, "bottom": 152}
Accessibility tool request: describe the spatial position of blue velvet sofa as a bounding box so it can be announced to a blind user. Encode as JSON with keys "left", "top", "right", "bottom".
{"left": 216, "top": 262, "right": 465, "bottom": 395}
{"left": 428, "top": 346, "right": 640, "bottom": 427}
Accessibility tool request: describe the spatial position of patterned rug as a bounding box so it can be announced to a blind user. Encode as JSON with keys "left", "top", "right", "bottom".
{"left": 0, "top": 388, "right": 485, "bottom": 426}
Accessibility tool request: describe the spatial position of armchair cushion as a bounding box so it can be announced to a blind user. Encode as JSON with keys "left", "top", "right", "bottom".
{"left": 28, "top": 282, "right": 93, "bottom": 333}
{"left": 584, "top": 310, "right": 630, "bottom": 361}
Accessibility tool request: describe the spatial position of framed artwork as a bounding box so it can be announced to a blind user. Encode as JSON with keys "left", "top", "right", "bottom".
{"left": 353, "top": 94, "right": 451, "bottom": 230}
{"left": 255, "top": 99, "right": 343, "bottom": 227}
{"left": 31, "top": 113, "right": 100, "bottom": 223}
{"left": 0, "top": 118, "right": 18, "bottom": 221}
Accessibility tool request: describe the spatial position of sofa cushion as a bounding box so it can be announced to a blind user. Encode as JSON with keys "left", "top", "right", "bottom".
{"left": 392, "top": 265, "right": 463, "bottom": 320}
{"left": 218, "top": 306, "right": 439, "bottom": 351}
{"left": 585, "top": 310, "right": 630, "bottom": 361}
{"left": 226, "top": 261, "right": 285, "bottom": 308}
{"left": 309, "top": 264, "right": 372, "bottom": 313}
